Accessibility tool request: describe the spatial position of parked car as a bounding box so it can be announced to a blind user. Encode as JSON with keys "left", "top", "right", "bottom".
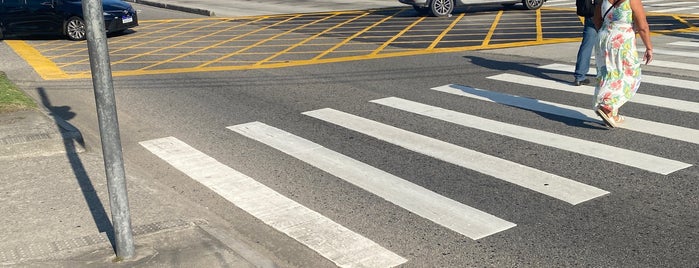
{"left": 0, "top": 0, "right": 138, "bottom": 41}
{"left": 399, "top": 0, "right": 545, "bottom": 17}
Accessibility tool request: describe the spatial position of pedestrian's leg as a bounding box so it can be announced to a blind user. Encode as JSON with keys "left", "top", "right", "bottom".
{"left": 574, "top": 17, "right": 597, "bottom": 84}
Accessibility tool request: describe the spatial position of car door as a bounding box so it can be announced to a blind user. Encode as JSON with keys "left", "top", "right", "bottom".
{"left": 25, "top": 0, "right": 63, "bottom": 34}
{"left": 1, "top": 0, "right": 30, "bottom": 34}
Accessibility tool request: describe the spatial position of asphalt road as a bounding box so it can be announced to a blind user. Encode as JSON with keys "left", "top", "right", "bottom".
{"left": 7, "top": 2, "right": 699, "bottom": 267}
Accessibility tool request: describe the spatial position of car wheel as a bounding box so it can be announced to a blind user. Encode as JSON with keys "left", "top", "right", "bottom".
{"left": 522, "top": 0, "right": 544, "bottom": 10}
{"left": 413, "top": 5, "right": 430, "bottom": 16}
{"left": 65, "top": 16, "right": 86, "bottom": 41}
{"left": 429, "top": 0, "right": 454, "bottom": 17}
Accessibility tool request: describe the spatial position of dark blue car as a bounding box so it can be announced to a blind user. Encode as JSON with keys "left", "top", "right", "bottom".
{"left": 0, "top": 0, "right": 138, "bottom": 40}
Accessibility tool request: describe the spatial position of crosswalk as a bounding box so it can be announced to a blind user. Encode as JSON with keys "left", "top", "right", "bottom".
{"left": 140, "top": 42, "right": 697, "bottom": 267}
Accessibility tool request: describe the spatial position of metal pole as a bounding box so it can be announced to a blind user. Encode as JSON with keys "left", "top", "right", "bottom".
{"left": 82, "top": 0, "right": 135, "bottom": 259}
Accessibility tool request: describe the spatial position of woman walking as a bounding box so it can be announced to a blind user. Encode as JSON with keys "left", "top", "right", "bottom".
{"left": 593, "top": 0, "right": 653, "bottom": 128}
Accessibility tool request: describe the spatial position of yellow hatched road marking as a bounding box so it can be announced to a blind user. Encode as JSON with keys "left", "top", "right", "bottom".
{"left": 198, "top": 14, "right": 339, "bottom": 68}
{"left": 536, "top": 9, "right": 543, "bottom": 42}
{"left": 67, "top": 19, "right": 214, "bottom": 71}
{"left": 483, "top": 10, "right": 504, "bottom": 46}
{"left": 6, "top": 40, "right": 67, "bottom": 80}
{"left": 7, "top": 7, "right": 698, "bottom": 80}
{"left": 371, "top": 16, "right": 426, "bottom": 56}
{"left": 428, "top": 13, "right": 466, "bottom": 50}
{"left": 312, "top": 8, "right": 407, "bottom": 60}
{"left": 256, "top": 12, "right": 371, "bottom": 65}
{"left": 144, "top": 16, "right": 280, "bottom": 70}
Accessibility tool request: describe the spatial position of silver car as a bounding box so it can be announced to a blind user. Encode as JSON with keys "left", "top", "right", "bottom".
{"left": 399, "top": 0, "right": 546, "bottom": 17}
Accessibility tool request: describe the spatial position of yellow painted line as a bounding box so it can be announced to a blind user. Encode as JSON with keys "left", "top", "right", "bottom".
{"left": 13, "top": 9, "right": 699, "bottom": 80}
{"left": 100, "top": 19, "right": 240, "bottom": 67}
{"left": 536, "top": 9, "right": 543, "bottom": 42}
{"left": 47, "top": 20, "right": 179, "bottom": 66}
{"left": 673, "top": 15, "right": 696, "bottom": 28}
{"left": 5, "top": 40, "right": 68, "bottom": 80}
{"left": 21, "top": 36, "right": 580, "bottom": 80}
{"left": 312, "top": 8, "right": 408, "bottom": 60}
{"left": 66, "top": 19, "right": 213, "bottom": 72}
{"left": 428, "top": 13, "right": 465, "bottom": 50}
{"left": 191, "top": 15, "right": 300, "bottom": 68}
{"left": 255, "top": 13, "right": 367, "bottom": 65}
{"left": 197, "top": 14, "right": 337, "bottom": 68}
{"left": 483, "top": 10, "right": 504, "bottom": 46}
{"left": 371, "top": 16, "right": 425, "bottom": 56}
{"left": 142, "top": 16, "right": 279, "bottom": 70}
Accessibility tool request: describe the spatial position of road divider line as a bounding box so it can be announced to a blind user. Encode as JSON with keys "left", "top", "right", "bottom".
{"left": 302, "top": 108, "right": 610, "bottom": 205}
{"left": 371, "top": 97, "right": 691, "bottom": 175}
{"left": 228, "top": 122, "right": 516, "bottom": 240}
{"left": 140, "top": 137, "right": 407, "bottom": 268}
{"left": 430, "top": 84, "right": 699, "bottom": 145}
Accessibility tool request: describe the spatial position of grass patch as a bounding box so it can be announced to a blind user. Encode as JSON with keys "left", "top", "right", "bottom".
{"left": 0, "top": 71, "right": 37, "bottom": 113}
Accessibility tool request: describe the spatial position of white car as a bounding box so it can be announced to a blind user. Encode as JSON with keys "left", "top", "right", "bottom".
{"left": 399, "top": 0, "right": 546, "bottom": 17}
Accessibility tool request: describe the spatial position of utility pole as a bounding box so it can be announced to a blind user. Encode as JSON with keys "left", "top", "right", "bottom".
{"left": 82, "top": 0, "right": 135, "bottom": 259}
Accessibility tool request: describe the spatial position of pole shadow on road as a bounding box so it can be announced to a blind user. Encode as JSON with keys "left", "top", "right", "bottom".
{"left": 36, "top": 87, "right": 117, "bottom": 252}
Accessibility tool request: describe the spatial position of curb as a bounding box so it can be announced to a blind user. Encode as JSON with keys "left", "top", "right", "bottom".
{"left": 124, "top": 0, "right": 215, "bottom": 16}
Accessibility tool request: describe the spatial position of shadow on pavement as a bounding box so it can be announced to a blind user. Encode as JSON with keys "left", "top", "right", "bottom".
{"left": 36, "top": 87, "right": 117, "bottom": 252}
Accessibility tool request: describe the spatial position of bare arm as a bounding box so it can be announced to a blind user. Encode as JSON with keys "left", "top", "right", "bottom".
{"left": 593, "top": 0, "right": 603, "bottom": 30}
{"left": 630, "top": 0, "right": 653, "bottom": 64}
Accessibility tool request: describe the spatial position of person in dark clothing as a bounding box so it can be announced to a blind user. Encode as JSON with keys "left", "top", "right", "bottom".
{"left": 574, "top": 0, "right": 598, "bottom": 86}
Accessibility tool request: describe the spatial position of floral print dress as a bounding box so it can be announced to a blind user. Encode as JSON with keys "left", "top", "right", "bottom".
{"left": 594, "top": 0, "right": 641, "bottom": 116}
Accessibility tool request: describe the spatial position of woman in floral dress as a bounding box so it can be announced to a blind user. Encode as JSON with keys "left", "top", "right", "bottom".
{"left": 593, "top": 0, "right": 653, "bottom": 128}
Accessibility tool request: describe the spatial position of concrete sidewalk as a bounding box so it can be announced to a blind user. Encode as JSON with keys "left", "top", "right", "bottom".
{"left": 0, "top": 107, "right": 279, "bottom": 267}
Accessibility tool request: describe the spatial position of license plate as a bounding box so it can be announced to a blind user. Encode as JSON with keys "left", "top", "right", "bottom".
{"left": 122, "top": 16, "right": 133, "bottom": 23}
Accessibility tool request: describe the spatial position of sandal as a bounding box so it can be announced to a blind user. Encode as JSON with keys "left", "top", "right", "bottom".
{"left": 614, "top": 115, "right": 625, "bottom": 124}
{"left": 595, "top": 108, "right": 617, "bottom": 128}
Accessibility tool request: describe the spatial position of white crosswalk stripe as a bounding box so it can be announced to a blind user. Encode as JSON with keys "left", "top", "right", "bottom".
{"left": 139, "top": 137, "right": 408, "bottom": 268}
{"left": 646, "top": 59, "right": 699, "bottom": 72}
{"left": 488, "top": 73, "right": 699, "bottom": 114}
{"left": 653, "top": 7, "right": 695, "bottom": 13}
{"left": 669, "top": 41, "right": 699, "bottom": 48}
{"left": 370, "top": 97, "right": 691, "bottom": 175}
{"left": 539, "top": 63, "right": 699, "bottom": 92}
{"left": 652, "top": 48, "right": 699, "bottom": 58}
{"left": 228, "top": 122, "right": 517, "bottom": 240}
{"left": 302, "top": 108, "right": 610, "bottom": 205}
{"left": 430, "top": 84, "right": 699, "bottom": 144}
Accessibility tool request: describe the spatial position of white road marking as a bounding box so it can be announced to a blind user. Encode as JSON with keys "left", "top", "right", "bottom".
{"left": 652, "top": 7, "right": 695, "bottom": 13}
{"left": 302, "top": 108, "right": 610, "bottom": 205}
{"left": 647, "top": 59, "right": 699, "bottom": 72}
{"left": 227, "top": 122, "right": 517, "bottom": 240}
{"left": 430, "top": 84, "right": 699, "bottom": 145}
{"left": 488, "top": 73, "right": 699, "bottom": 114}
{"left": 539, "top": 63, "right": 699, "bottom": 93}
{"left": 371, "top": 97, "right": 691, "bottom": 175}
{"left": 652, "top": 48, "right": 699, "bottom": 58}
{"left": 669, "top": 41, "right": 699, "bottom": 48}
{"left": 140, "top": 137, "right": 408, "bottom": 268}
